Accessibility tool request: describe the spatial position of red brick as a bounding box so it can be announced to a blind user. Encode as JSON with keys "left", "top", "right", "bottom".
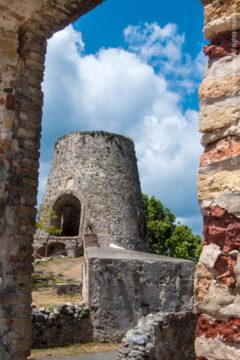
{"left": 196, "top": 314, "right": 240, "bottom": 343}
{"left": 6, "top": 94, "right": 15, "bottom": 111}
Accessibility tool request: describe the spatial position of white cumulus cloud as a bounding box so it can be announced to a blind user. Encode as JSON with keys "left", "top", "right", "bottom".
{"left": 40, "top": 23, "right": 206, "bottom": 235}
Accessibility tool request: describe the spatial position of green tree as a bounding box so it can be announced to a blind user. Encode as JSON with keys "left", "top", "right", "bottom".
{"left": 36, "top": 207, "right": 62, "bottom": 257}
{"left": 142, "top": 194, "right": 202, "bottom": 262}
{"left": 36, "top": 207, "right": 61, "bottom": 237}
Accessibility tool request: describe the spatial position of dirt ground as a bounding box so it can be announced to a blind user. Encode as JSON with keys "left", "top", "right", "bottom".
{"left": 29, "top": 343, "right": 119, "bottom": 360}
{"left": 32, "top": 257, "right": 84, "bottom": 307}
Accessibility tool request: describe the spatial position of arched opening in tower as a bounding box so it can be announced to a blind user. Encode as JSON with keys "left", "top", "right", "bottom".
{"left": 52, "top": 194, "right": 81, "bottom": 237}
{"left": 48, "top": 242, "right": 67, "bottom": 256}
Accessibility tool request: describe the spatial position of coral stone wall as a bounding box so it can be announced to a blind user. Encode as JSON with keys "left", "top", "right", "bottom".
{"left": 0, "top": 1, "right": 103, "bottom": 359}
{"left": 195, "top": 1, "right": 240, "bottom": 359}
{"left": 40, "top": 131, "right": 147, "bottom": 251}
{"left": 1, "top": 0, "right": 238, "bottom": 359}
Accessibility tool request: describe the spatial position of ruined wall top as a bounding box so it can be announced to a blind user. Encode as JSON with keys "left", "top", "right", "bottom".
{"left": 0, "top": 0, "right": 105, "bottom": 32}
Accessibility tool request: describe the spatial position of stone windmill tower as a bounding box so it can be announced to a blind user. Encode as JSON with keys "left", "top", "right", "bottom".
{"left": 35, "top": 131, "right": 148, "bottom": 256}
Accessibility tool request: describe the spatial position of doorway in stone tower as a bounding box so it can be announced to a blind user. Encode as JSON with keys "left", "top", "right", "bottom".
{"left": 42, "top": 193, "right": 83, "bottom": 257}
{"left": 52, "top": 194, "right": 81, "bottom": 237}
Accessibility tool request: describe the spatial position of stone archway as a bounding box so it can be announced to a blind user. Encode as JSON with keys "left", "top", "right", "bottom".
{"left": 0, "top": 2, "right": 104, "bottom": 358}
{"left": 47, "top": 241, "right": 67, "bottom": 257}
{"left": 0, "top": 0, "right": 239, "bottom": 359}
{"left": 52, "top": 194, "right": 81, "bottom": 237}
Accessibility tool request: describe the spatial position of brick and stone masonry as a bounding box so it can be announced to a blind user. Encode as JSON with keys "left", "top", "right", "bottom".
{"left": 195, "top": 1, "right": 240, "bottom": 359}
{"left": 0, "top": 0, "right": 240, "bottom": 359}
{"left": 36, "top": 131, "right": 148, "bottom": 253}
{"left": 0, "top": 1, "right": 104, "bottom": 359}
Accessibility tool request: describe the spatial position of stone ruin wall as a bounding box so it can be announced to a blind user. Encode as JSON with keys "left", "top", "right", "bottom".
{"left": 195, "top": 1, "right": 240, "bottom": 359}
{"left": 0, "top": 1, "right": 104, "bottom": 359}
{"left": 0, "top": 0, "right": 240, "bottom": 359}
{"left": 85, "top": 247, "right": 195, "bottom": 343}
{"left": 118, "top": 312, "right": 196, "bottom": 360}
{"left": 39, "top": 131, "right": 147, "bottom": 251}
{"left": 31, "top": 303, "right": 92, "bottom": 349}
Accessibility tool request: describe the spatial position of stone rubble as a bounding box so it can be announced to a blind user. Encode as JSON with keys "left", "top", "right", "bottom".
{"left": 32, "top": 303, "right": 92, "bottom": 348}
{"left": 118, "top": 312, "right": 196, "bottom": 360}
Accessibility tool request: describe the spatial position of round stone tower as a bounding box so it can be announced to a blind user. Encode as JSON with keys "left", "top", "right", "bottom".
{"left": 38, "top": 131, "right": 148, "bottom": 251}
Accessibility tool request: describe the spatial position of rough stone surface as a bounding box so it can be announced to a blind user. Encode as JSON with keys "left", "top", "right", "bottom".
{"left": 199, "top": 170, "right": 240, "bottom": 202}
{"left": 85, "top": 247, "right": 195, "bottom": 342}
{"left": 1, "top": 0, "right": 240, "bottom": 358}
{"left": 196, "top": 314, "right": 240, "bottom": 343}
{"left": 199, "top": 74, "right": 240, "bottom": 100}
{"left": 196, "top": 279, "right": 240, "bottom": 320}
{"left": 201, "top": 193, "right": 240, "bottom": 219}
{"left": 37, "top": 132, "right": 148, "bottom": 252}
{"left": 0, "top": 1, "right": 104, "bottom": 358}
{"left": 196, "top": 1, "right": 240, "bottom": 357}
{"left": 201, "top": 125, "right": 240, "bottom": 147}
{"left": 199, "top": 104, "right": 240, "bottom": 133}
{"left": 195, "top": 337, "right": 240, "bottom": 360}
{"left": 118, "top": 312, "right": 196, "bottom": 360}
{"left": 203, "top": 207, "right": 240, "bottom": 253}
{"left": 204, "top": 56, "right": 240, "bottom": 81}
{"left": 194, "top": 263, "right": 215, "bottom": 304}
{"left": 204, "top": 31, "right": 240, "bottom": 59}
{"left": 199, "top": 244, "right": 221, "bottom": 269}
{"left": 204, "top": 14, "right": 240, "bottom": 40}
{"left": 32, "top": 304, "right": 92, "bottom": 348}
{"left": 200, "top": 137, "right": 240, "bottom": 167}
{"left": 204, "top": 0, "right": 240, "bottom": 24}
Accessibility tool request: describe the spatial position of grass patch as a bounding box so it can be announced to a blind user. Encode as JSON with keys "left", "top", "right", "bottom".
{"left": 33, "top": 272, "right": 64, "bottom": 290}
{"left": 32, "top": 257, "right": 84, "bottom": 307}
{"left": 32, "top": 289, "right": 82, "bottom": 307}
{"left": 29, "top": 342, "right": 119, "bottom": 359}
{"left": 34, "top": 258, "right": 52, "bottom": 267}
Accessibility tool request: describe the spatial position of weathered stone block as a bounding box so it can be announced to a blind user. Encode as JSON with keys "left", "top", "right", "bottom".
{"left": 199, "top": 244, "right": 221, "bottom": 269}
{"left": 199, "top": 105, "right": 240, "bottom": 133}
{"left": 199, "top": 74, "right": 240, "bottom": 100}
{"left": 199, "top": 170, "right": 240, "bottom": 202}
{"left": 118, "top": 311, "right": 196, "bottom": 360}
{"left": 195, "top": 336, "right": 240, "bottom": 360}
{"left": 204, "top": 13, "right": 240, "bottom": 40}
{"left": 200, "top": 137, "right": 240, "bottom": 167}
{"left": 204, "top": 0, "right": 240, "bottom": 28}
{"left": 194, "top": 262, "right": 215, "bottom": 304}
{"left": 85, "top": 247, "right": 195, "bottom": 342}
{"left": 204, "top": 56, "right": 240, "bottom": 81}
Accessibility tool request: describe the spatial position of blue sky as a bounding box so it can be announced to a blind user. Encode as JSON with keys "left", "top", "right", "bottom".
{"left": 39, "top": 0, "right": 206, "bottom": 235}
